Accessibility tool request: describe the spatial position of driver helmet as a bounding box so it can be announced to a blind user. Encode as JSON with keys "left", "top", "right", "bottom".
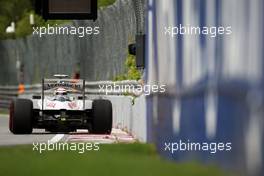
{"left": 54, "top": 87, "right": 68, "bottom": 96}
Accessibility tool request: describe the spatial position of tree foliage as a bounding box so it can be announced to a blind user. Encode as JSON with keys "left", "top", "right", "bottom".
{"left": 114, "top": 55, "right": 142, "bottom": 81}
{"left": 0, "top": 0, "right": 33, "bottom": 39}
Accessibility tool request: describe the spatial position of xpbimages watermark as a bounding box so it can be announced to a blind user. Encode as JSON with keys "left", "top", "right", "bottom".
{"left": 99, "top": 83, "right": 166, "bottom": 96}
{"left": 32, "top": 24, "right": 100, "bottom": 38}
{"left": 33, "top": 141, "right": 100, "bottom": 154}
{"left": 164, "top": 24, "right": 232, "bottom": 38}
{"left": 164, "top": 140, "right": 232, "bottom": 154}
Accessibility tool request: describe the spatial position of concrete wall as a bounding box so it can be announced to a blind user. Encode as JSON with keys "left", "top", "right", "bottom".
{"left": 89, "top": 95, "right": 147, "bottom": 142}
{"left": 146, "top": 0, "right": 264, "bottom": 176}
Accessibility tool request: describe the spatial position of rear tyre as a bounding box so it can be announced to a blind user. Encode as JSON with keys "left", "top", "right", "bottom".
{"left": 9, "top": 101, "right": 14, "bottom": 133}
{"left": 91, "top": 99, "right": 112, "bottom": 134}
{"left": 9, "top": 99, "right": 33, "bottom": 134}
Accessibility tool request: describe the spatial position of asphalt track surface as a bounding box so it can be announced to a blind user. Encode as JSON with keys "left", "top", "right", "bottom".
{"left": 0, "top": 114, "right": 135, "bottom": 146}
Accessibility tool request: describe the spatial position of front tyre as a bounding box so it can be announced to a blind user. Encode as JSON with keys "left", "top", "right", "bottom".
{"left": 91, "top": 100, "right": 112, "bottom": 134}
{"left": 9, "top": 99, "right": 33, "bottom": 134}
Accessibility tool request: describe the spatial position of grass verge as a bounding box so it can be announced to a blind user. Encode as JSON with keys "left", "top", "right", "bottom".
{"left": 0, "top": 143, "right": 231, "bottom": 176}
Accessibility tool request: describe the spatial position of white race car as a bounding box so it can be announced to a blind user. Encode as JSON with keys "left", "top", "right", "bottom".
{"left": 9, "top": 75, "right": 112, "bottom": 134}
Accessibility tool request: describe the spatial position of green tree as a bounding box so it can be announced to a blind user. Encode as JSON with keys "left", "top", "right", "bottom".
{"left": 0, "top": 0, "right": 32, "bottom": 39}
{"left": 114, "top": 55, "right": 142, "bottom": 81}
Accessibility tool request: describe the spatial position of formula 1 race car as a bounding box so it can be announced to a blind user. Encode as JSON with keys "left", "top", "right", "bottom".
{"left": 9, "top": 75, "right": 112, "bottom": 134}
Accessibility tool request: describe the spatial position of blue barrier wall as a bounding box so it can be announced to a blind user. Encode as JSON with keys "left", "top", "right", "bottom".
{"left": 146, "top": 0, "right": 264, "bottom": 175}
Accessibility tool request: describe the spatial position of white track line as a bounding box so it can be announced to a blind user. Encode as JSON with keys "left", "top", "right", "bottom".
{"left": 49, "top": 134, "right": 64, "bottom": 144}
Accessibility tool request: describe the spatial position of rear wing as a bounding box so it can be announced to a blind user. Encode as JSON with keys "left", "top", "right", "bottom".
{"left": 41, "top": 78, "right": 86, "bottom": 110}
